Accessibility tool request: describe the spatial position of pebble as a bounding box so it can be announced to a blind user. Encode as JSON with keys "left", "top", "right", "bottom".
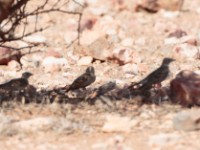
{"left": 24, "top": 34, "right": 46, "bottom": 44}
{"left": 179, "top": 36, "right": 197, "bottom": 46}
{"left": 42, "top": 56, "right": 68, "bottom": 73}
{"left": 165, "top": 36, "right": 198, "bottom": 46}
{"left": 173, "top": 109, "right": 200, "bottom": 131}
{"left": 173, "top": 43, "right": 198, "bottom": 59}
{"left": 86, "top": 36, "right": 113, "bottom": 60}
{"left": 122, "top": 63, "right": 138, "bottom": 77}
{"left": 45, "top": 49, "right": 62, "bottom": 58}
{"left": 0, "top": 47, "right": 21, "bottom": 65}
{"left": 64, "top": 31, "right": 77, "bottom": 44}
{"left": 77, "top": 56, "right": 93, "bottom": 66}
{"left": 102, "top": 114, "right": 139, "bottom": 132}
{"left": 80, "top": 30, "right": 103, "bottom": 45}
{"left": 14, "top": 117, "right": 56, "bottom": 132}
{"left": 112, "top": 47, "right": 139, "bottom": 65}
{"left": 121, "top": 38, "right": 134, "bottom": 47}
{"left": 148, "top": 133, "right": 180, "bottom": 147}
{"left": 170, "top": 70, "right": 200, "bottom": 106}
{"left": 8, "top": 60, "right": 21, "bottom": 71}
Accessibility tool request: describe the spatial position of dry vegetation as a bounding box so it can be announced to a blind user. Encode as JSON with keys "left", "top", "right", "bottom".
{"left": 0, "top": 0, "right": 200, "bottom": 150}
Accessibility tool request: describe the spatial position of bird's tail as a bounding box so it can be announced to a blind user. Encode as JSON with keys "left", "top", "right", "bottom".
{"left": 54, "top": 85, "right": 71, "bottom": 95}
{"left": 127, "top": 82, "right": 140, "bottom": 90}
{"left": 63, "top": 85, "right": 71, "bottom": 92}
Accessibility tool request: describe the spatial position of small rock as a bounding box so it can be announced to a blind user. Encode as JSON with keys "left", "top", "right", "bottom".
{"left": 135, "top": 37, "right": 146, "bottom": 46}
{"left": 24, "top": 34, "right": 46, "bottom": 44}
{"left": 158, "top": 0, "right": 184, "bottom": 11}
{"left": 135, "top": 0, "right": 159, "bottom": 12}
{"left": 102, "top": 114, "right": 138, "bottom": 132}
{"left": 91, "top": 135, "right": 125, "bottom": 150}
{"left": 170, "top": 70, "right": 200, "bottom": 106}
{"left": 173, "top": 43, "right": 199, "bottom": 59}
{"left": 161, "top": 10, "right": 180, "bottom": 18}
{"left": 165, "top": 35, "right": 197, "bottom": 46}
{"left": 42, "top": 56, "right": 68, "bottom": 73}
{"left": 121, "top": 38, "right": 134, "bottom": 47}
{"left": 45, "top": 49, "right": 62, "bottom": 58}
{"left": 0, "top": 47, "right": 21, "bottom": 65}
{"left": 80, "top": 18, "right": 97, "bottom": 32}
{"left": 16, "top": 41, "right": 29, "bottom": 48}
{"left": 88, "top": 5, "right": 109, "bottom": 16}
{"left": 154, "top": 21, "right": 177, "bottom": 35}
{"left": 111, "top": 47, "right": 140, "bottom": 65}
{"left": 0, "top": 114, "right": 16, "bottom": 136}
{"left": 122, "top": 63, "right": 138, "bottom": 77}
{"left": 168, "top": 29, "right": 187, "bottom": 38}
{"left": 77, "top": 56, "right": 93, "bottom": 66}
{"left": 42, "top": 56, "right": 68, "bottom": 66}
{"left": 8, "top": 60, "right": 21, "bottom": 71}
{"left": 14, "top": 117, "right": 56, "bottom": 132}
{"left": 136, "top": 0, "right": 184, "bottom": 12}
{"left": 179, "top": 36, "right": 198, "bottom": 46}
{"left": 164, "top": 37, "right": 179, "bottom": 45}
{"left": 138, "top": 63, "right": 149, "bottom": 74}
{"left": 173, "top": 109, "right": 200, "bottom": 131}
{"left": 66, "top": 50, "right": 80, "bottom": 64}
{"left": 20, "top": 55, "right": 42, "bottom": 68}
{"left": 64, "top": 31, "right": 77, "bottom": 44}
{"left": 45, "top": 65, "right": 62, "bottom": 73}
{"left": 80, "top": 30, "right": 103, "bottom": 45}
{"left": 74, "top": 35, "right": 113, "bottom": 60}
{"left": 87, "top": 36, "right": 113, "bottom": 60}
{"left": 149, "top": 133, "right": 180, "bottom": 147}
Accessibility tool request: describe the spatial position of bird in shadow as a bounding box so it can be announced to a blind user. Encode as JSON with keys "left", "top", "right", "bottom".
{"left": 129, "top": 57, "right": 175, "bottom": 91}
{"left": 0, "top": 72, "right": 33, "bottom": 91}
{"left": 65, "top": 66, "right": 96, "bottom": 92}
{"left": 86, "top": 81, "right": 116, "bottom": 103}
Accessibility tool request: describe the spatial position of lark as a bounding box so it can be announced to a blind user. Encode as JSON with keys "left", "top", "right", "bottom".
{"left": 66, "top": 66, "right": 96, "bottom": 92}
{"left": 129, "top": 58, "right": 175, "bottom": 90}
{"left": 0, "top": 72, "right": 32, "bottom": 90}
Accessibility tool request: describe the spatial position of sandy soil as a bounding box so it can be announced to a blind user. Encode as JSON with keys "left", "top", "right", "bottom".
{"left": 0, "top": 0, "right": 200, "bottom": 150}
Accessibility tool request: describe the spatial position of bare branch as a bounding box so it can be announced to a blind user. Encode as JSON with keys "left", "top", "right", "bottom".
{"left": 0, "top": 0, "right": 84, "bottom": 49}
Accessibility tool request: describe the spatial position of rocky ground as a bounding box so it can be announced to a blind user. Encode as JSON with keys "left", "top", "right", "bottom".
{"left": 0, "top": 0, "right": 200, "bottom": 149}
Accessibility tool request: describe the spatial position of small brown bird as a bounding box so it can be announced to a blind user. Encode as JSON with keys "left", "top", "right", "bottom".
{"left": 97, "top": 81, "right": 116, "bottom": 95}
{"left": 0, "top": 72, "right": 32, "bottom": 90}
{"left": 129, "top": 58, "right": 175, "bottom": 90}
{"left": 66, "top": 66, "right": 96, "bottom": 92}
{"left": 87, "top": 81, "right": 116, "bottom": 99}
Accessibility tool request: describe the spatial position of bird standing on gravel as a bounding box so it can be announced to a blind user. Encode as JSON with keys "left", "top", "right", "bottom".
{"left": 65, "top": 66, "right": 96, "bottom": 92}
{"left": 0, "top": 72, "right": 32, "bottom": 90}
{"left": 86, "top": 81, "right": 116, "bottom": 101}
{"left": 129, "top": 57, "right": 175, "bottom": 90}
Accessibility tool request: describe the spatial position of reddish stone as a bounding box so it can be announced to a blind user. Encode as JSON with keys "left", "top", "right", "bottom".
{"left": 45, "top": 49, "right": 62, "bottom": 58}
{"left": 80, "top": 18, "right": 97, "bottom": 32}
{"left": 170, "top": 70, "right": 200, "bottom": 107}
{"left": 0, "top": 47, "right": 21, "bottom": 65}
{"left": 168, "top": 29, "right": 187, "bottom": 38}
{"left": 135, "top": 0, "right": 184, "bottom": 12}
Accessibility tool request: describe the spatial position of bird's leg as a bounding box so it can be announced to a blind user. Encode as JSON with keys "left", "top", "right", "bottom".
{"left": 151, "top": 83, "right": 162, "bottom": 104}
{"left": 152, "top": 83, "right": 162, "bottom": 90}
{"left": 152, "top": 84, "right": 168, "bottom": 105}
{"left": 82, "top": 87, "right": 87, "bottom": 91}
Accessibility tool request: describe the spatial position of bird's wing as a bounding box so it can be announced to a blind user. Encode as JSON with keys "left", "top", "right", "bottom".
{"left": 98, "top": 81, "right": 116, "bottom": 95}
{"left": 0, "top": 81, "right": 13, "bottom": 89}
{"left": 130, "top": 67, "right": 163, "bottom": 88}
{"left": 76, "top": 74, "right": 89, "bottom": 83}
{"left": 69, "top": 74, "right": 89, "bottom": 89}
{"left": 139, "top": 67, "right": 165, "bottom": 84}
{"left": 146, "top": 67, "right": 169, "bottom": 84}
